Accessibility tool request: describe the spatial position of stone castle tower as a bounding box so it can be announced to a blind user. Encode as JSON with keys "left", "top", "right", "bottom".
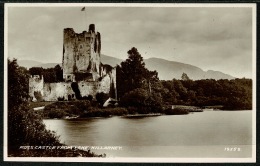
{"left": 63, "top": 24, "right": 102, "bottom": 82}
{"left": 29, "top": 24, "right": 117, "bottom": 101}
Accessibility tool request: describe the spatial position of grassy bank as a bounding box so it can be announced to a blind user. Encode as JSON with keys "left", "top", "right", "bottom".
{"left": 40, "top": 101, "right": 129, "bottom": 118}
{"left": 41, "top": 100, "right": 91, "bottom": 119}
{"left": 35, "top": 101, "right": 206, "bottom": 119}
{"left": 81, "top": 107, "right": 128, "bottom": 117}
{"left": 164, "top": 107, "right": 189, "bottom": 115}
{"left": 29, "top": 101, "right": 54, "bottom": 110}
{"left": 163, "top": 105, "right": 203, "bottom": 115}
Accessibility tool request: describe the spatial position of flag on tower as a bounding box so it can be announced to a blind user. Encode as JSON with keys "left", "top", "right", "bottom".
{"left": 81, "top": 7, "right": 85, "bottom": 11}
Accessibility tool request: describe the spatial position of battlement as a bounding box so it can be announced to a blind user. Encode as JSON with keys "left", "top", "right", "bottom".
{"left": 64, "top": 24, "right": 97, "bottom": 37}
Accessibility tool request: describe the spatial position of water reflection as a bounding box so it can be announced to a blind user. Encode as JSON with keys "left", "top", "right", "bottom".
{"left": 43, "top": 111, "right": 252, "bottom": 157}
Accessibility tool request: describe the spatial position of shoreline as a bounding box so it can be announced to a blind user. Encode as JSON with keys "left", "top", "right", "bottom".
{"left": 42, "top": 109, "right": 253, "bottom": 120}
{"left": 32, "top": 101, "right": 252, "bottom": 120}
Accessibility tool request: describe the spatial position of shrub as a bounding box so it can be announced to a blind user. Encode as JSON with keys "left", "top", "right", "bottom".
{"left": 81, "top": 95, "right": 93, "bottom": 101}
{"left": 81, "top": 107, "right": 128, "bottom": 117}
{"left": 121, "top": 88, "right": 163, "bottom": 113}
{"left": 47, "top": 109, "right": 66, "bottom": 119}
{"left": 43, "top": 100, "right": 91, "bottom": 118}
{"left": 8, "top": 103, "right": 62, "bottom": 156}
{"left": 121, "top": 88, "right": 149, "bottom": 107}
{"left": 71, "top": 82, "right": 81, "bottom": 99}
{"left": 126, "top": 107, "right": 138, "bottom": 114}
{"left": 57, "top": 96, "right": 65, "bottom": 101}
{"left": 96, "top": 92, "right": 109, "bottom": 107}
{"left": 34, "top": 91, "right": 43, "bottom": 101}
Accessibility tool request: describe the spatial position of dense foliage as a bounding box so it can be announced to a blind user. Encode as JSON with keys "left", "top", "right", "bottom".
{"left": 43, "top": 100, "right": 91, "bottom": 118}
{"left": 116, "top": 47, "right": 164, "bottom": 112}
{"left": 42, "top": 101, "right": 128, "bottom": 118}
{"left": 116, "top": 47, "right": 160, "bottom": 98}
{"left": 29, "top": 65, "right": 63, "bottom": 83}
{"left": 116, "top": 47, "right": 252, "bottom": 111}
{"left": 96, "top": 92, "right": 110, "bottom": 107}
{"left": 8, "top": 59, "right": 100, "bottom": 157}
{"left": 81, "top": 107, "right": 128, "bottom": 117}
{"left": 160, "top": 79, "right": 252, "bottom": 110}
{"left": 8, "top": 59, "right": 61, "bottom": 156}
{"left": 120, "top": 88, "right": 163, "bottom": 114}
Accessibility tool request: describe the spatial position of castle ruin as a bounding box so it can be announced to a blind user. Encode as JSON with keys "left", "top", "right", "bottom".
{"left": 29, "top": 24, "right": 117, "bottom": 101}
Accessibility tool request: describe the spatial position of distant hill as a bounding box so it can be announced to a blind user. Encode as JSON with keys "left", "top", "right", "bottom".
{"left": 144, "top": 58, "right": 235, "bottom": 80}
{"left": 17, "top": 54, "right": 119, "bottom": 69}
{"left": 17, "top": 60, "right": 44, "bottom": 69}
{"left": 204, "top": 70, "right": 234, "bottom": 80}
{"left": 100, "top": 54, "right": 122, "bottom": 67}
{"left": 37, "top": 63, "right": 62, "bottom": 68}
{"left": 17, "top": 59, "right": 61, "bottom": 69}
{"left": 17, "top": 55, "right": 234, "bottom": 80}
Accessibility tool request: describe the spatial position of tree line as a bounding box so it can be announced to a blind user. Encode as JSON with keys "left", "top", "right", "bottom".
{"left": 28, "top": 47, "right": 252, "bottom": 111}
{"left": 160, "top": 78, "right": 252, "bottom": 110}
{"left": 116, "top": 47, "right": 252, "bottom": 111}
{"left": 29, "top": 65, "right": 63, "bottom": 82}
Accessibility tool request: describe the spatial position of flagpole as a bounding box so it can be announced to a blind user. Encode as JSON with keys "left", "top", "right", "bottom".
{"left": 85, "top": 8, "right": 87, "bottom": 29}
{"left": 81, "top": 7, "right": 86, "bottom": 30}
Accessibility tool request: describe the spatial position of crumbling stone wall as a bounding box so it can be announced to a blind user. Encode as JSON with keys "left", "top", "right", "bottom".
{"left": 77, "top": 81, "right": 98, "bottom": 98}
{"left": 43, "top": 82, "right": 76, "bottom": 101}
{"left": 98, "top": 74, "right": 111, "bottom": 94}
{"left": 29, "top": 72, "right": 116, "bottom": 101}
{"left": 29, "top": 75, "right": 44, "bottom": 101}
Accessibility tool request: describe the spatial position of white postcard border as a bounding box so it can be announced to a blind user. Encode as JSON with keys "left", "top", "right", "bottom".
{"left": 3, "top": 3, "right": 257, "bottom": 163}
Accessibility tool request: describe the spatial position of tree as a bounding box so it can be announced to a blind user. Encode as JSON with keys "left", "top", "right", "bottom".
{"left": 29, "top": 67, "right": 43, "bottom": 78}
{"left": 8, "top": 59, "right": 30, "bottom": 109}
{"left": 117, "top": 47, "right": 159, "bottom": 99}
{"left": 160, "top": 78, "right": 252, "bottom": 109}
{"left": 119, "top": 47, "right": 147, "bottom": 92}
{"left": 181, "top": 72, "right": 190, "bottom": 81}
{"left": 8, "top": 59, "right": 61, "bottom": 156}
{"left": 120, "top": 88, "right": 163, "bottom": 113}
{"left": 121, "top": 88, "right": 149, "bottom": 108}
{"left": 96, "top": 92, "right": 109, "bottom": 107}
{"left": 29, "top": 65, "right": 63, "bottom": 83}
{"left": 54, "top": 64, "right": 63, "bottom": 82}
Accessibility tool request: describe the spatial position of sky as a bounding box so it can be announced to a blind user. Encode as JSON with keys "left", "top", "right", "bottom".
{"left": 7, "top": 4, "right": 254, "bottom": 78}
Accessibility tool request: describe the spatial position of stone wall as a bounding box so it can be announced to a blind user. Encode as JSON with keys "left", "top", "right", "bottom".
{"left": 98, "top": 74, "right": 112, "bottom": 94}
{"left": 29, "top": 75, "right": 44, "bottom": 101}
{"left": 77, "top": 81, "right": 98, "bottom": 98}
{"left": 29, "top": 68, "right": 116, "bottom": 101}
{"left": 43, "top": 82, "right": 76, "bottom": 101}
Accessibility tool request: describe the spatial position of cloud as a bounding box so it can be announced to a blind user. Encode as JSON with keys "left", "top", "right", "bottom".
{"left": 7, "top": 6, "right": 253, "bottom": 78}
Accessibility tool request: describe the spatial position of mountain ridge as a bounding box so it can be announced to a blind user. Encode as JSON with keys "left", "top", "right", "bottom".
{"left": 17, "top": 54, "right": 235, "bottom": 80}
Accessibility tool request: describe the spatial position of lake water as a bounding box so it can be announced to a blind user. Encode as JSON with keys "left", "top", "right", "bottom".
{"left": 43, "top": 110, "right": 252, "bottom": 158}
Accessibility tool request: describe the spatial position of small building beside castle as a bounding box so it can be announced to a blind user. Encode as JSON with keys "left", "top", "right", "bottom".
{"left": 29, "top": 24, "right": 117, "bottom": 101}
